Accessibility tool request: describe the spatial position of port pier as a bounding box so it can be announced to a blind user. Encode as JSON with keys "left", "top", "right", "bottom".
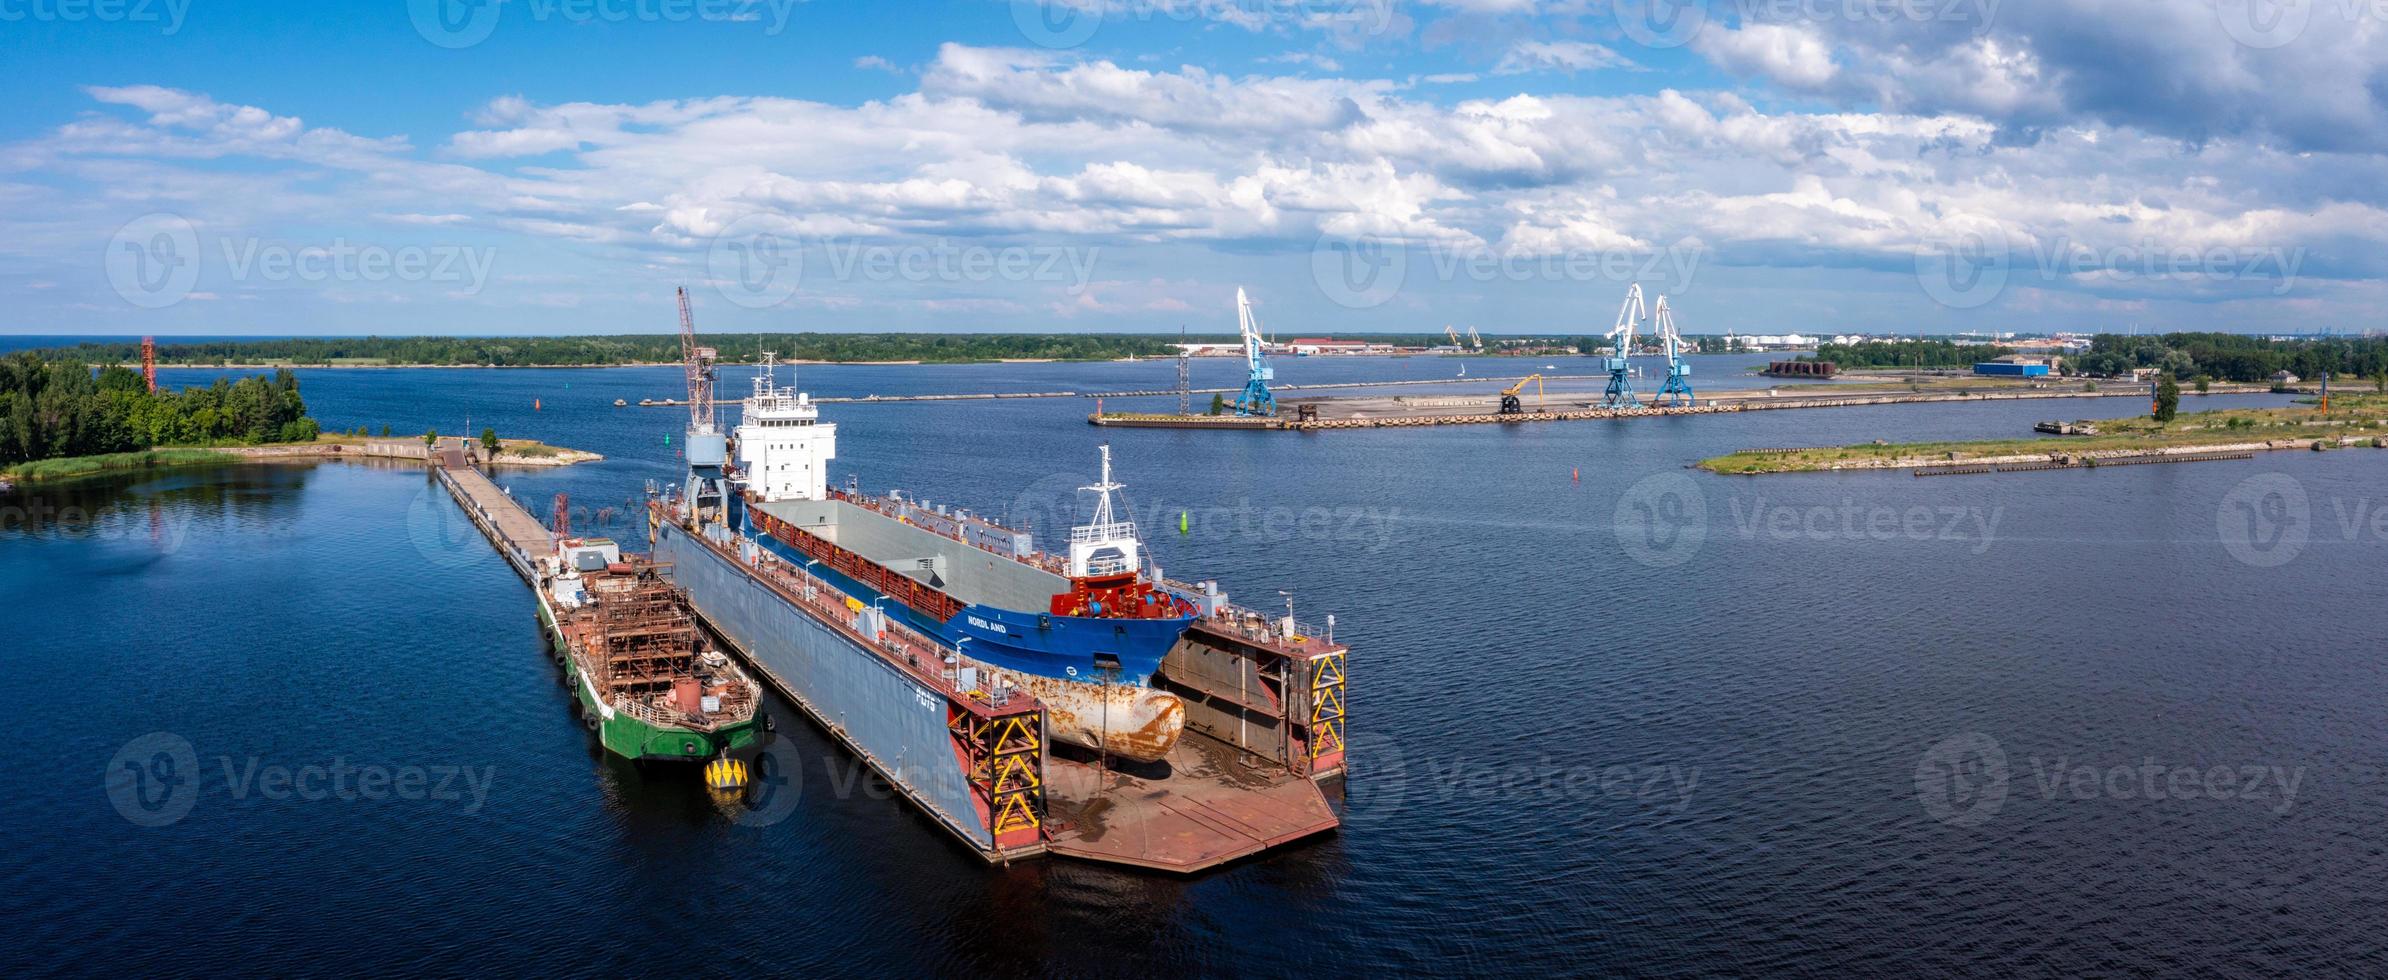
{"left": 1091, "top": 381, "right": 2275, "bottom": 431}
{"left": 430, "top": 437, "right": 554, "bottom": 584}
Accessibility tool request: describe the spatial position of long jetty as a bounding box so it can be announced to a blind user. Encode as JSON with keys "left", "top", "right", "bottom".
{"left": 429, "top": 437, "right": 552, "bottom": 582}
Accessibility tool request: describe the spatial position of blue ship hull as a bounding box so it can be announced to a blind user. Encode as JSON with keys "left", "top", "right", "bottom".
{"left": 740, "top": 511, "right": 1186, "bottom": 686}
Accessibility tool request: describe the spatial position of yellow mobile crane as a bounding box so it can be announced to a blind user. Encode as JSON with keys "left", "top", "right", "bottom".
{"left": 1497, "top": 373, "right": 1545, "bottom": 415}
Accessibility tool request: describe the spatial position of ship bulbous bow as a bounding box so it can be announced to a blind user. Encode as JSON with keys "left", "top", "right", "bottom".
{"left": 991, "top": 669, "right": 1185, "bottom": 763}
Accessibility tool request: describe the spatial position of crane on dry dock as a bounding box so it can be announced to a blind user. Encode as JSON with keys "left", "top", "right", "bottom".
{"left": 1652, "top": 294, "right": 1694, "bottom": 407}
{"left": 1497, "top": 373, "right": 1545, "bottom": 415}
{"left": 677, "top": 287, "right": 728, "bottom": 526}
{"left": 1601, "top": 284, "right": 1647, "bottom": 410}
{"left": 1231, "top": 287, "right": 1276, "bottom": 416}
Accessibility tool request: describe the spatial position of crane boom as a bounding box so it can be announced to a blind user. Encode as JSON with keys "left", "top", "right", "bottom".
{"left": 677, "top": 286, "right": 718, "bottom": 435}
{"left": 1604, "top": 283, "right": 1646, "bottom": 351}
{"left": 1496, "top": 373, "right": 1544, "bottom": 414}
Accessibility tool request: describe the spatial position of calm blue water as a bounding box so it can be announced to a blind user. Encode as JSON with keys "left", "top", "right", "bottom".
{"left": 6, "top": 356, "right": 2385, "bottom": 975}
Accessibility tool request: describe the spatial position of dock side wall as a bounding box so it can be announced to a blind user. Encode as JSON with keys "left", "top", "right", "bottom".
{"left": 655, "top": 521, "right": 991, "bottom": 851}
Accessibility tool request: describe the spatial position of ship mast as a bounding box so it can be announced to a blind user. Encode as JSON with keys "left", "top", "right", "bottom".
{"left": 1084, "top": 445, "right": 1122, "bottom": 528}
{"left": 1068, "top": 445, "right": 1143, "bottom": 579}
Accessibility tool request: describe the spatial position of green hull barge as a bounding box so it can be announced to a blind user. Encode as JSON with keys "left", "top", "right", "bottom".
{"left": 533, "top": 537, "right": 763, "bottom": 763}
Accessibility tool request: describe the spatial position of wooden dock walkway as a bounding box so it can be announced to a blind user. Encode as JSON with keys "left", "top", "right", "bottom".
{"left": 429, "top": 437, "right": 552, "bottom": 582}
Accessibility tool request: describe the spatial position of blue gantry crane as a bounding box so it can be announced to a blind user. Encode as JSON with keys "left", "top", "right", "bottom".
{"left": 1601, "top": 284, "right": 1647, "bottom": 410}
{"left": 1652, "top": 294, "right": 1694, "bottom": 407}
{"left": 1231, "top": 287, "right": 1276, "bottom": 416}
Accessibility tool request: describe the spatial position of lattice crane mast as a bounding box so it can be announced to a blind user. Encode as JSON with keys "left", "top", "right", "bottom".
{"left": 1601, "top": 284, "right": 1646, "bottom": 410}
{"left": 675, "top": 287, "right": 729, "bottom": 527}
{"left": 1652, "top": 294, "right": 1694, "bottom": 407}
{"left": 1231, "top": 287, "right": 1276, "bottom": 416}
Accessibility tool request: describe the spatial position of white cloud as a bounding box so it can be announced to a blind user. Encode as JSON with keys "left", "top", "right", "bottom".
{"left": 1693, "top": 24, "right": 1837, "bottom": 90}
{"left": 8, "top": 38, "right": 2385, "bottom": 331}
{"left": 1493, "top": 40, "right": 1635, "bottom": 75}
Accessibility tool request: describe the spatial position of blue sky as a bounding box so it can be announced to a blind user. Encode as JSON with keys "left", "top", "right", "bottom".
{"left": 3, "top": 0, "right": 2384, "bottom": 336}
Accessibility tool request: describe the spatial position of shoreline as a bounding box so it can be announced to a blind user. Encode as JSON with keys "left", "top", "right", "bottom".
{"left": 4, "top": 436, "right": 602, "bottom": 486}
{"left": 1700, "top": 398, "right": 2388, "bottom": 474}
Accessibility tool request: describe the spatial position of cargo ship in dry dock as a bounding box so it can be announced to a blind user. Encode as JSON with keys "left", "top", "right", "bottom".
{"left": 628, "top": 289, "right": 1348, "bottom": 868}
{"left": 683, "top": 353, "right": 1195, "bottom": 762}
{"left": 532, "top": 533, "right": 764, "bottom": 762}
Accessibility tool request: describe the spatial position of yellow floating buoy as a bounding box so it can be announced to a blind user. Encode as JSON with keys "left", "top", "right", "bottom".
{"left": 704, "top": 756, "right": 749, "bottom": 791}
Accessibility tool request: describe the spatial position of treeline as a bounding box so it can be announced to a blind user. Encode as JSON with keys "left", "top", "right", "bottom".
{"left": 29, "top": 333, "right": 1185, "bottom": 366}
{"left": 2071, "top": 333, "right": 2388, "bottom": 383}
{"left": 1807, "top": 340, "right": 2015, "bottom": 369}
{"left": 0, "top": 353, "right": 318, "bottom": 465}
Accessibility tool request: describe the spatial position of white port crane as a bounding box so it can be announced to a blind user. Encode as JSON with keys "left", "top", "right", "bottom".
{"left": 1652, "top": 294, "right": 1694, "bottom": 406}
{"left": 1466, "top": 325, "right": 1485, "bottom": 351}
{"left": 1231, "top": 287, "right": 1276, "bottom": 416}
{"left": 1601, "top": 284, "right": 1647, "bottom": 409}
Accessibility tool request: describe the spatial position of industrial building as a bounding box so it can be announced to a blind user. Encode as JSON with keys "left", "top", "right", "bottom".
{"left": 1974, "top": 354, "right": 2054, "bottom": 377}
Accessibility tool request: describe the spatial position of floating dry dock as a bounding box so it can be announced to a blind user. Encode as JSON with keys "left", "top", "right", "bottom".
{"left": 428, "top": 440, "right": 1347, "bottom": 873}
{"left": 652, "top": 500, "right": 1347, "bottom": 872}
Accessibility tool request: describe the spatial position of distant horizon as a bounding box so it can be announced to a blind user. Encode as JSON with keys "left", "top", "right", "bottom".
{"left": 7, "top": 326, "right": 2366, "bottom": 343}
